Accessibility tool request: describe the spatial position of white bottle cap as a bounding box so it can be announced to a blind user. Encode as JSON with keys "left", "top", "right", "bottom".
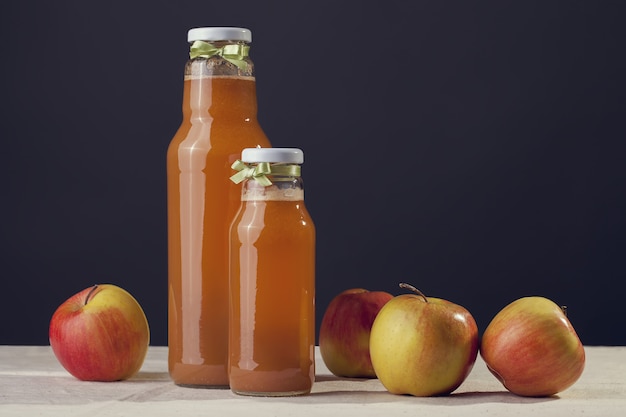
{"left": 241, "top": 148, "right": 304, "bottom": 164}
{"left": 187, "top": 27, "right": 252, "bottom": 43}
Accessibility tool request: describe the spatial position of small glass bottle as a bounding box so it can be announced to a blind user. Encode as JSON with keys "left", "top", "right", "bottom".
{"left": 228, "top": 148, "right": 316, "bottom": 396}
{"left": 167, "top": 27, "right": 271, "bottom": 387}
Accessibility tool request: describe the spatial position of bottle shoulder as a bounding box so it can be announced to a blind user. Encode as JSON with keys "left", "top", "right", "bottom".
{"left": 234, "top": 201, "right": 315, "bottom": 234}
{"left": 168, "top": 120, "right": 271, "bottom": 156}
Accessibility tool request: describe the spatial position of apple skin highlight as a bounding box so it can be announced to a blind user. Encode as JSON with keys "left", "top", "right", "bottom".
{"left": 49, "top": 284, "right": 150, "bottom": 382}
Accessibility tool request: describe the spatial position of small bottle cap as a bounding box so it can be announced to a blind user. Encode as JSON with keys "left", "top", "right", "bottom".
{"left": 187, "top": 27, "right": 252, "bottom": 43}
{"left": 241, "top": 148, "right": 304, "bottom": 164}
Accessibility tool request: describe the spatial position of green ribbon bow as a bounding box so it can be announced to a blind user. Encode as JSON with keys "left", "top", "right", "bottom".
{"left": 189, "top": 40, "right": 250, "bottom": 70}
{"left": 230, "top": 160, "right": 301, "bottom": 186}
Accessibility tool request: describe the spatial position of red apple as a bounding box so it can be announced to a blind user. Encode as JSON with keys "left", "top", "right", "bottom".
{"left": 319, "top": 288, "right": 393, "bottom": 378}
{"left": 480, "top": 296, "right": 585, "bottom": 397}
{"left": 369, "top": 283, "right": 479, "bottom": 396}
{"left": 49, "top": 284, "right": 150, "bottom": 381}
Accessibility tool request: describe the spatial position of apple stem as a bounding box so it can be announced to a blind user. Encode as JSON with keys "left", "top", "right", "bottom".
{"left": 85, "top": 285, "right": 99, "bottom": 306}
{"left": 399, "top": 283, "right": 428, "bottom": 303}
{"left": 561, "top": 305, "right": 568, "bottom": 317}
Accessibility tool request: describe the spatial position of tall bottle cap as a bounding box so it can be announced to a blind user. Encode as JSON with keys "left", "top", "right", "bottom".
{"left": 188, "top": 27, "right": 252, "bottom": 43}
{"left": 242, "top": 148, "right": 304, "bottom": 164}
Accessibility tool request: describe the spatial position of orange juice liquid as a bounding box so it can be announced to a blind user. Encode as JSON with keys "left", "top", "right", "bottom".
{"left": 229, "top": 185, "right": 315, "bottom": 395}
{"left": 167, "top": 75, "right": 271, "bottom": 386}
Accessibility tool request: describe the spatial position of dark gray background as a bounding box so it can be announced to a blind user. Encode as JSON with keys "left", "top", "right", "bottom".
{"left": 2, "top": 1, "right": 624, "bottom": 346}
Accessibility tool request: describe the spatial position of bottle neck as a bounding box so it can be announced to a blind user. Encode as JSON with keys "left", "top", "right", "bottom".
{"left": 242, "top": 177, "right": 305, "bottom": 202}
{"left": 182, "top": 41, "right": 258, "bottom": 119}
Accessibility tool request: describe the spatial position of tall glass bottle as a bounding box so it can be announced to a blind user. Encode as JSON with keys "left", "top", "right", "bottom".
{"left": 167, "top": 27, "right": 271, "bottom": 387}
{"left": 229, "top": 148, "right": 316, "bottom": 396}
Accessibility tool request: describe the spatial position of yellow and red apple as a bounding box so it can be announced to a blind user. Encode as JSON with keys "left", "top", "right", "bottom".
{"left": 319, "top": 288, "right": 393, "bottom": 378}
{"left": 369, "top": 283, "right": 479, "bottom": 396}
{"left": 49, "top": 284, "right": 150, "bottom": 381}
{"left": 480, "top": 296, "right": 585, "bottom": 397}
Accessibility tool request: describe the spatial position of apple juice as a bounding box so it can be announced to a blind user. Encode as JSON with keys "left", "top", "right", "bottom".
{"left": 229, "top": 148, "right": 315, "bottom": 396}
{"left": 167, "top": 28, "right": 271, "bottom": 387}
